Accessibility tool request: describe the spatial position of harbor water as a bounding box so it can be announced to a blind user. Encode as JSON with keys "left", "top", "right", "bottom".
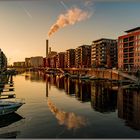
{"left": 0, "top": 72, "right": 140, "bottom": 138}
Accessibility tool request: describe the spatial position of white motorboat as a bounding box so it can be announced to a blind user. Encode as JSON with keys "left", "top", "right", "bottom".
{"left": 0, "top": 99, "right": 25, "bottom": 116}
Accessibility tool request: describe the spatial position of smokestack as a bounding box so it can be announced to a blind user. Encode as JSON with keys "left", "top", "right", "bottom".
{"left": 46, "top": 40, "right": 48, "bottom": 57}
{"left": 49, "top": 47, "right": 51, "bottom": 54}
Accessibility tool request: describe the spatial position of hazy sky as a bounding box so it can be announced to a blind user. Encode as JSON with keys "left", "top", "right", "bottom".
{"left": 0, "top": 0, "right": 140, "bottom": 64}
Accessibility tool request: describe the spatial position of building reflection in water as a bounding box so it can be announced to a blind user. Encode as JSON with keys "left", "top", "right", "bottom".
{"left": 47, "top": 99, "right": 87, "bottom": 130}
{"left": 24, "top": 72, "right": 140, "bottom": 131}
{"left": 118, "top": 88, "right": 140, "bottom": 130}
{"left": 91, "top": 81, "right": 117, "bottom": 113}
{"left": 27, "top": 72, "right": 118, "bottom": 114}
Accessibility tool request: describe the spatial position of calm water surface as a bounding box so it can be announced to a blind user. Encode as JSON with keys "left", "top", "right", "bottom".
{"left": 0, "top": 72, "right": 140, "bottom": 138}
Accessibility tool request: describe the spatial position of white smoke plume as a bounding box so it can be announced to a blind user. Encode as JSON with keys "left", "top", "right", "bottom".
{"left": 48, "top": 7, "right": 91, "bottom": 37}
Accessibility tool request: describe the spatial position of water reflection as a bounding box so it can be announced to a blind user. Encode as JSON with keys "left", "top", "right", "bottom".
{"left": 0, "top": 113, "right": 24, "bottom": 128}
{"left": 91, "top": 81, "right": 117, "bottom": 113}
{"left": 26, "top": 72, "right": 117, "bottom": 113}
{"left": 118, "top": 88, "right": 140, "bottom": 130}
{"left": 47, "top": 99, "right": 87, "bottom": 130}
{"left": 25, "top": 72, "right": 140, "bottom": 131}
{"left": 0, "top": 131, "right": 20, "bottom": 138}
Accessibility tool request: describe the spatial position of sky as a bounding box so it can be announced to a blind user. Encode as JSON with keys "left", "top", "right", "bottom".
{"left": 0, "top": 0, "right": 140, "bottom": 65}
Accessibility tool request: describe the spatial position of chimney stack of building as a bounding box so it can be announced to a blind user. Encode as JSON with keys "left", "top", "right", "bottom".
{"left": 46, "top": 39, "right": 49, "bottom": 57}
{"left": 49, "top": 47, "right": 51, "bottom": 54}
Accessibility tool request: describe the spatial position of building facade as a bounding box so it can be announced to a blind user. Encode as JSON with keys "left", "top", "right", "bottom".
{"left": 91, "top": 38, "right": 117, "bottom": 68}
{"left": 65, "top": 49, "right": 75, "bottom": 68}
{"left": 56, "top": 52, "right": 65, "bottom": 68}
{"left": 25, "top": 58, "right": 31, "bottom": 67}
{"left": 118, "top": 27, "right": 140, "bottom": 70}
{"left": 30, "top": 56, "right": 44, "bottom": 68}
{"left": 50, "top": 55, "right": 57, "bottom": 68}
{"left": 45, "top": 51, "right": 57, "bottom": 68}
{"left": 13, "top": 62, "right": 25, "bottom": 67}
{"left": 75, "top": 45, "right": 91, "bottom": 68}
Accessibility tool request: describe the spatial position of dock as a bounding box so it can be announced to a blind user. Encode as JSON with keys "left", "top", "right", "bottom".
{"left": 0, "top": 93, "right": 16, "bottom": 99}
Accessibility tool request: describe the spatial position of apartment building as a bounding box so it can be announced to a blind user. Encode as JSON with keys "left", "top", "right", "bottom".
{"left": 56, "top": 52, "right": 65, "bottom": 68}
{"left": 30, "top": 56, "right": 44, "bottom": 68}
{"left": 75, "top": 45, "right": 91, "bottom": 68}
{"left": 91, "top": 38, "right": 117, "bottom": 68}
{"left": 65, "top": 49, "right": 75, "bottom": 68}
{"left": 50, "top": 55, "right": 57, "bottom": 68}
{"left": 118, "top": 27, "right": 140, "bottom": 70}
{"left": 13, "top": 62, "right": 25, "bottom": 67}
{"left": 25, "top": 58, "right": 31, "bottom": 67}
{"left": 45, "top": 51, "right": 57, "bottom": 68}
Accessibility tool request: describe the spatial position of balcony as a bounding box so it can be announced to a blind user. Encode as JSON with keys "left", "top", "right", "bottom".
{"left": 124, "top": 43, "right": 128, "bottom": 48}
{"left": 123, "top": 59, "right": 128, "bottom": 63}
{"left": 129, "top": 58, "right": 134, "bottom": 63}
{"left": 124, "top": 54, "right": 128, "bottom": 58}
{"left": 123, "top": 38, "right": 128, "bottom": 42}
{"left": 129, "top": 42, "right": 134, "bottom": 47}
{"left": 123, "top": 48, "right": 128, "bottom": 53}
{"left": 129, "top": 36, "right": 134, "bottom": 41}
{"left": 129, "top": 53, "right": 134, "bottom": 58}
{"left": 129, "top": 48, "right": 134, "bottom": 52}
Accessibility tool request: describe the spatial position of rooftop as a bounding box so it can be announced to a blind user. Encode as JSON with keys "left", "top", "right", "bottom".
{"left": 125, "top": 27, "right": 140, "bottom": 33}
{"left": 93, "top": 38, "right": 116, "bottom": 43}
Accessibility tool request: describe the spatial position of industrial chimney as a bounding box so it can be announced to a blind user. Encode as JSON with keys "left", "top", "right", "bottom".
{"left": 49, "top": 47, "right": 51, "bottom": 54}
{"left": 46, "top": 40, "right": 49, "bottom": 57}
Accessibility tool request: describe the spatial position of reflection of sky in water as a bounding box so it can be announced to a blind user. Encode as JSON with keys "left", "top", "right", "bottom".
{"left": 47, "top": 99, "right": 87, "bottom": 130}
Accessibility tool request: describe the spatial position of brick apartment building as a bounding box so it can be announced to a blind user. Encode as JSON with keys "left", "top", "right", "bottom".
{"left": 75, "top": 45, "right": 91, "bottom": 68}
{"left": 118, "top": 27, "right": 140, "bottom": 70}
{"left": 91, "top": 38, "right": 117, "bottom": 68}
{"left": 65, "top": 49, "right": 75, "bottom": 68}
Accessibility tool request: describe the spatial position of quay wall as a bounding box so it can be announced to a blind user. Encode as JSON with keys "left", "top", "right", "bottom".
{"left": 65, "top": 69, "right": 124, "bottom": 80}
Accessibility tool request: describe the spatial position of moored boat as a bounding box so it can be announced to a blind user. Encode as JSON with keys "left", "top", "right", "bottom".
{"left": 0, "top": 99, "right": 25, "bottom": 116}
{"left": 79, "top": 74, "right": 90, "bottom": 80}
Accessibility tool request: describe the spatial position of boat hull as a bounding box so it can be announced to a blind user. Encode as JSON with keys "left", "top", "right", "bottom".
{"left": 0, "top": 103, "right": 23, "bottom": 116}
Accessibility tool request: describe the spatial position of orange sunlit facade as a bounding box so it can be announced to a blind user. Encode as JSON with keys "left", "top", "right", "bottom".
{"left": 118, "top": 27, "right": 140, "bottom": 70}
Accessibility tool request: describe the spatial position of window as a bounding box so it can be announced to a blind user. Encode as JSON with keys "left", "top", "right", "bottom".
{"left": 129, "top": 42, "right": 134, "bottom": 46}
{"left": 124, "top": 43, "right": 128, "bottom": 47}
{"left": 129, "top": 36, "right": 134, "bottom": 41}
{"left": 123, "top": 38, "right": 128, "bottom": 42}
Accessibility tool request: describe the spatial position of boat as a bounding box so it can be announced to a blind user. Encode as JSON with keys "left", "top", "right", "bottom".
{"left": 70, "top": 74, "right": 79, "bottom": 79}
{"left": 89, "top": 76, "right": 98, "bottom": 80}
{"left": 0, "top": 99, "right": 25, "bottom": 116}
{"left": 79, "top": 74, "right": 90, "bottom": 80}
